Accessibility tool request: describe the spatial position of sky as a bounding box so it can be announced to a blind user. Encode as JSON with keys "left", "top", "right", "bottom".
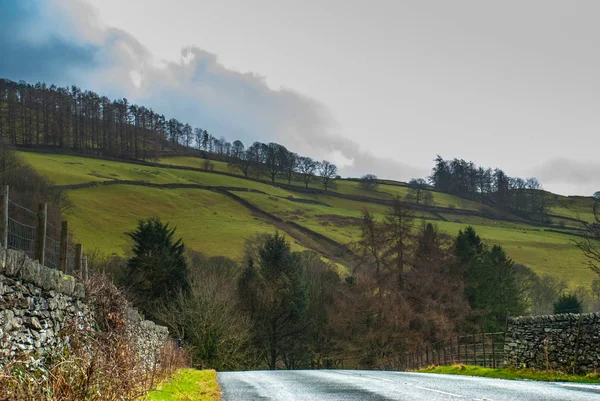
{"left": 0, "top": 0, "right": 598, "bottom": 196}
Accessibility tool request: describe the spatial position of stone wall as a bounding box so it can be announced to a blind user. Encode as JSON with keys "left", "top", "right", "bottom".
{"left": 0, "top": 248, "right": 169, "bottom": 365}
{"left": 504, "top": 313, "right": 600, "bottom": 373}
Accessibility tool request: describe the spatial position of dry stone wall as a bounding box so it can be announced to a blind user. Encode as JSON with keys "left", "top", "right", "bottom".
{"left": 0, "top": 248, "right": 168, "bottom": 365}
{"left": 504, "top": 313, "right": 600, "bottom": 373}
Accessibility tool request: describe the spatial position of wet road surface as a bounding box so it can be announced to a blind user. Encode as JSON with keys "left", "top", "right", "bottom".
{"left": 218, "top": 370, "right": 600, "bottom": 400}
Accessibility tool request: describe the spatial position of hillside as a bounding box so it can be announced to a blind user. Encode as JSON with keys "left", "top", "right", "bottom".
{"left": 19, "top": 150, "right": 597, "bottom": 288}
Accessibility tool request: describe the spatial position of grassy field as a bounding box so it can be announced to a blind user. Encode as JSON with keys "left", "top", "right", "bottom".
{"left": 418, "top": 365, "right": 600, "bottom": 383}
{"left": 65, "top": 185, "right": 306, "bottom": 258}
{"left": 20, "top": 152, "right": 292, "bottom": 196}
{"left": 235, "top": 191, "right": 594, "bottom": 287}
{"left": 145, "top": 369, "right": 220, "bottom": 401}
{"left": 20, "top": 152, "right": 599, "bottom": 288}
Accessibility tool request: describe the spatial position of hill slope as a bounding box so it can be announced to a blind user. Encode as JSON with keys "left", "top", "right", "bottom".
{"left": 20, "top": 151, "right": 597, "bottom": 288}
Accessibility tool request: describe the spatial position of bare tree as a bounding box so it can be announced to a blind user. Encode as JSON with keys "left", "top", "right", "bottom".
{"left": 577, "top": 192, "right": 600, "bottom": 277}
{"left": 229, "top": 149, "right": 253, "bottom": 176}
{"left": 232, "top": 140, "right": 245, "bottom": 158}
{"left": 359, "top": 174, "right": 378, "bottom": 192}
{"left": 297, "top": 156, "right": 317, "bottom": 188}
{"left": 194, "top": 127, "right": 204, "bottom": 149}
{"left": 318, "top": 160, "right": 337, "bottom": 191}
{"left": 383, "top": 197, "right": 414, "bottom": 290}
{"left": 283, "top": 151, "right": 298, "bottom": 184}
{"left": 407, "top": 178, "right": 428, "bottom": 205}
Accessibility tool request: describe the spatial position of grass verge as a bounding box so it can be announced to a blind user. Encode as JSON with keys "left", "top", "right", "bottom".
{"left": 145, "top": 369, "right": 221, "bottom": 401}
{"left": 418, "top": 364, "right": 600, "bottom": 383}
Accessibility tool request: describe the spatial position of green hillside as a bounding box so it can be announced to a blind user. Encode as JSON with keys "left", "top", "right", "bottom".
{"left": 20, "top": 151, "right": 597, "bottom": 288}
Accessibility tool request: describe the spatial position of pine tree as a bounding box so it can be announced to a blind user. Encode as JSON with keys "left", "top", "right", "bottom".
{"left": 124, "top": 217, "right": 189, "bottom": 319}
{"left": 238, "top": 232, "right": 308, "bottom": 369}
{"left": 455, "top": 226, "right": 525, "bottom": 331}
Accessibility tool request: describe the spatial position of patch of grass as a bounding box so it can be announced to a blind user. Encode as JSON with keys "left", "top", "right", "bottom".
{"left": 145, "top": 369, "right": 221, "bottom": 401}
{"left": 20, "top": 152, "right": 293, "bottom": 196}
{"left": 418, "top": 364, "right": 600, "bottom": 383}
{"left": 159, "top": 156, "right": 231, "bottom": 174}
{"left": 65, "top": 185, "right": 306, "bottom": 258}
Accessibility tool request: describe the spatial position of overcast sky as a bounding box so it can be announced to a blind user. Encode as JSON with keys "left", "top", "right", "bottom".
{"left": 1, "top": 0, "right": 598, "bottom": 195}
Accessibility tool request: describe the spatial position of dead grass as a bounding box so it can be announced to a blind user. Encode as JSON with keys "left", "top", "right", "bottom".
{"left": 0, "top": 275, "right": 188, "bottom": 400}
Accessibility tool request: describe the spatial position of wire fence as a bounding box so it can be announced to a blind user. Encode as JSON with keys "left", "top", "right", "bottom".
{"left": 2, "top": 187, "right": 86, "bottom": 278}
{"left": 7, "top": 217, "right": 36, "bottom": 259}
{"left": 406, "top": 332, "right": 506, "bottom": 370}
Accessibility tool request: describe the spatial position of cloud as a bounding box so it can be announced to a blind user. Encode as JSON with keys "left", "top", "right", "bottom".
{"left": 0, "top": 0, "right": 99, "bottom": 85}
{"left": 529, "top": 158, "right": 600, "bottom": 197}
{"left": 130, "top": 47, "right": 426, "bottom": 179}
{"left": 0, "top": 0, "right": 423, "bottom": 181}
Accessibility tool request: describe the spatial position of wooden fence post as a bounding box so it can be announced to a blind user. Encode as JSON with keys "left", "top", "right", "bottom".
{"left": 457, "top": 336, "right": 461, "bottom": 364}
{"left": 426, "top": 344, "right": 429, "bottom": 366}
{"left": 75, "top": 243, "right": 83, "bottom": 277}
{"left": 35, "top": 203, "right": 47, "bottom": 265}
{"left": 491, "top": 333, "right": 496, "bottom": 368}
{"left": 83, "top": 254, "right": 88, "bottom": 281}
{"left": 442, "top": 339, "right": 447, "bottom": 365}
{"left": 482, "top": 332, "right": 487, "bottom": 368}
{"left": 59, "top": 221, "right": 68, "bottom": 272}
{"left": 0, "top": 185, "right": 8, "bottom": 249}
{"left": 472, "top": 334, "right": 477, "bottom": 366}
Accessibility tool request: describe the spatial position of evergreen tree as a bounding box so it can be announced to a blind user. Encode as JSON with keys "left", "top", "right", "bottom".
{"left": 124, "top": 217, "right": 189, "bottom": 319}
{"left": 238, "top": 232, "right": 308, "bottom": 369}
{"left": 553, "top": 293, "right": 583, "bottom": 314}
{"left": 455, "top": 227, "right": 525, "bottom": 331}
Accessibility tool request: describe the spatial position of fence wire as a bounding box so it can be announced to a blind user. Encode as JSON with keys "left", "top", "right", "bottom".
{"left": 45, "top": 236, "right": 60, "bottom": 269}
{"left": 5, "top": 196, "right": 82, "bottom": 275}
{"left": 8, "top": 199, "right": 36, "bottom": 217}
{"left": 67, "top": 238, "right": 77, "bottom": 275}
{"left": 7, "top": 217, "right": 36, "bottom": 259}
{"left": 406, "top": 332, "right": 506, "bottom": 370}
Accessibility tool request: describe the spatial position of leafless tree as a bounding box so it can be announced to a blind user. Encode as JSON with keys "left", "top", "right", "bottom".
{"left": 318, "top": 160, "right": 337, "bottom": 191}
{"left": 359, "top": 174, "right": 378, "bottom": 191}
{"left": 577, "top": 192, "right": 600, "bottom": 277}
{"left": 407, "top": 178, "right": 428, "bottom": 205}
{"left": 297, "top": 156, "right": 317, "bottom": 188}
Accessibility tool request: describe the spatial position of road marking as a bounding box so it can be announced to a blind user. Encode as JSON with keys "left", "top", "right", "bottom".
{"left": 361, "top": 374, "right": 397, "bottom": 383}
{"left": 555, "top": 383, "right": 600, "bottom": 391}
{"left": 413, "top": 385, "right": 465, "bottom": 398}
{"left": 335, "top": 371, "right": 492, "bottom": 400}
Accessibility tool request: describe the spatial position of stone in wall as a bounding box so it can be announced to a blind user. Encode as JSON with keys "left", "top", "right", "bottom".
{"left": 504, "top": 313, "right": 600, "bottom": 373}
{"left": 0, "top": 248, "right": 170, "bottom": 368}
{"left": 126, "top": 307, "right": 170, "bottom": 370}
{"left": 0, "top": 249, "right": 92, "bottom": 361}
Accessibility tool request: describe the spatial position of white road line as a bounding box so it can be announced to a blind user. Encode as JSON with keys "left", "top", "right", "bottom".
{"left": 336, "top": 371, "right": 492, "bottom": 400}
{"left": 413, "top": 385, "right": 465, "bottom": 398}
{"left": 555, "top": 383, "right": 600, "bottom": 390}
{"left": 361, "top": 374, "right": 397, "bottom": 383}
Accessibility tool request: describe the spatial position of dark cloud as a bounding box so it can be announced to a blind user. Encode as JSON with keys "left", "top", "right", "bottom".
{"left": 0, "top": 0, "right": 423, "bottom": 180}
{"left": 0, "top": 0, "right": 99, "bottom": 84}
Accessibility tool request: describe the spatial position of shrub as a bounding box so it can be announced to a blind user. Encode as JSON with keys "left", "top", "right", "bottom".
{"left": 553, "top": 293, "right": 583, "bottom": 314}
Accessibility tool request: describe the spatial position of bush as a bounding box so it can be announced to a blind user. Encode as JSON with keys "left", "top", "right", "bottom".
{"left": 156, "top": 253, "right": 255, "bottom": 371}
{"left": 553, "top": 293, "right": 583, "bottom": 314}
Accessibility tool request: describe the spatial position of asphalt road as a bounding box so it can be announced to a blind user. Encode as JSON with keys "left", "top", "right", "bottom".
{"left": 218, "top": 370, "right": 600, "bottom": 401}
